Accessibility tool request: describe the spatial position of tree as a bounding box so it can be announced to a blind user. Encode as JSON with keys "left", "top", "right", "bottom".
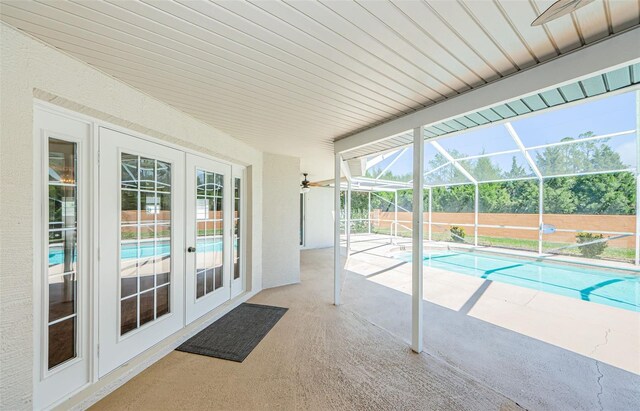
{"left": 572, "top": 172, "right": 635, "bottom": 214}
{"left": 431, "top": 185, "right": 474, "bottom": 212}
{"left": 468, "top": 155, "right": 502, "bottom": 182}
{"left": 543, "top": 176, "right": 577, "bottom": 214}
{"left": 361, "top": 130, "right": 635, "bottom": 217}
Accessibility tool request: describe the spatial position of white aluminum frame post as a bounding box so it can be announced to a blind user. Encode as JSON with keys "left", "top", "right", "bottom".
{"left": 346, "top": 181, "right": 351, "bottom": 253}
{"left": 334, "top": 153, "right": 341, "bottom": 305}
{"left": 635, "top": 90, "right": 640, "bottom": 265}
{"left": 412, "top": 127, "right": 424, "bottom": 353}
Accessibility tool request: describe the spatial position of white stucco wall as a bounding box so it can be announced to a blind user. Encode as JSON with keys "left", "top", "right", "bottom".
{"left": 302, "top": 187, "right": 335, "bottom": 249}
{"left": 262, "top": 153, "right": 301, "bottom": 288}
{"left": 0, "top": 23, "right": 268, "bottom": 409}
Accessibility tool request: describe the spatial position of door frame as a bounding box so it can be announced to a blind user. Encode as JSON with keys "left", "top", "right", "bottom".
{"left": 33, "top": 107, "right": 93, "bottom": 409}
{"left": 231, "top": 166, "right": 247, "bottom": 298}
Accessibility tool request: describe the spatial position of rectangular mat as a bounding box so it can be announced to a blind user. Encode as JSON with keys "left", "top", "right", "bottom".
{"left": 176, "top": 303, "right": 288, "bottom": 362}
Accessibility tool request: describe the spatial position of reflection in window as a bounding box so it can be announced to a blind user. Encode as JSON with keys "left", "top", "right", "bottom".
{"left": 120, "top": 154, "right": 171, "bottom": 335}
{"left": 48, "top": 138, "right": 78, "bottom": 369}
{"left": 195, "top": 169, "right": 224, "bottom": 298}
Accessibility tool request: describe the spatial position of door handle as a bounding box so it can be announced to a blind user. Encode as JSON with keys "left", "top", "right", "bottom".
{"left": 187, "top": 246, "right": 196, "bottom": 253}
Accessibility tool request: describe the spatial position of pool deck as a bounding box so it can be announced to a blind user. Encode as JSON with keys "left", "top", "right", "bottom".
{"left": 342, "top": 234, "right": 640, "bottom": 410}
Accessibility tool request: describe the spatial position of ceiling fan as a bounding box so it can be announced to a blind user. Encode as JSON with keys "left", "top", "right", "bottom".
{"left": 531, "top": 0, "right": 595, "bottom": 26}
{"left": 301, "top": 173, "right": 311, "bottom": 193}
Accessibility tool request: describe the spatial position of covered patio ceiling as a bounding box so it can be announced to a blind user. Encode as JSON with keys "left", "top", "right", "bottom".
{"left": 1, "top": 1, "right": 639, "bottom": 180}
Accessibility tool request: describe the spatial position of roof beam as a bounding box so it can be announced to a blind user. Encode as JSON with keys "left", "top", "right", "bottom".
{"left": 504, "top": 122, "right": 542, "bottom": 180}
{"left": 339, "top": 155, "right": 352, "bottom": 183}
{"left": 365, "top": 148, "right": 402, "bottom": 170}
{"left": 335, "top": 28, "right": 640, "bottom": 154}
{"left": 431, "top": 141, "right": 477, "bottom": 184}
{"left": 376, "top": 147, "right": 408, "bottom": 179}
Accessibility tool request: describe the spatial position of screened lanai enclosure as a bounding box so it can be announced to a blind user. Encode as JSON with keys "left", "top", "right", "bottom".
{"left": 340, "top": 73, "right": 640, "bottom": 267}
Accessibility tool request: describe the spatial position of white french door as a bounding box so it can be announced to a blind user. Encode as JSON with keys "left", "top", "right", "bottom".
{"left": 34, "top": 106, "right": 251, "bottom": 408}
{"left": 98, "top": 127, "right": 185, "bottom": 377}
{"left": 185, "top": 154, "right": 232, "bottom": 323}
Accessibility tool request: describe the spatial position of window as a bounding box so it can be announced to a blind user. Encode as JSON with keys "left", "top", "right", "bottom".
{"left": 47, "top": 138, "right": 78, "bottom": 369}
{"left": 195, "top": 169, "right": 224, "bottom": 298}
{"left": 120, "top": 154, "right": 172, "bottom": 335}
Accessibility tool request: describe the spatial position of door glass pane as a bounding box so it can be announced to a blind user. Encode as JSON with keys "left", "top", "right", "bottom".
{"left": 233, "top": 177, "right": 241, "bottom": 280}
{"left": 121, "top": 154, "right": 138, "bottom": 189}
{"left": 47, "top": 138, "right": 78, "bottom": 369}
{"left": 194, "top": 169, "right": 224, "bottom": 298}
{"left": 48, "top": 317, "right": 75, "bottom": 369}
{"left": 119, "top": 154, "right": 172, "bottom": 335}
{"left": 156, "top": 284, "right": 170, "bottom": 317}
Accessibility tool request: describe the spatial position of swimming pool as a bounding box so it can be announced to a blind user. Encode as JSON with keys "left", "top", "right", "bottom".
{"left": 397, "top": 251, "right": 640, "bottom": 312}
{"left": 48, "top": 240, "right": 225, "bottom": 265}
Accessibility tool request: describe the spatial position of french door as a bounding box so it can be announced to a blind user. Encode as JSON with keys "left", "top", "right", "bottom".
{"left": 35, "top": 107, "right": 249, "bottom": 408}
{"left": 185, "top": 154, "right": 232, "bottom": 323}
{"left": 98, "top": 127, "right": 185, "bottom": 376}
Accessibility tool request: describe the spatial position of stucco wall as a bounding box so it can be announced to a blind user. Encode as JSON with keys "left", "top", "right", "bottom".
{"left": 262, "top": 153, "right": 301, "bottom": 288}
{"left": 0, "top": 23, "right": 266, "bottom": 409}
{"left": 303, "top": 187, "right": 335, "bottom": 249}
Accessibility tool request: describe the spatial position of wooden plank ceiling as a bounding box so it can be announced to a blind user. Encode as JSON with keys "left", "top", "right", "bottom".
{"left": 1, "top": 0, "right": 639, "bottom": 179}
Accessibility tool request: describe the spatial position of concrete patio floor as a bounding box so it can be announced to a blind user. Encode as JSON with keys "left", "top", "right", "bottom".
{"left": 90, "top": 249, "right": 521, "bottom": 411}
{"left": 90, "top": 243, "right": 639, "bottom": 410}
{"left": 342, "top": 235, "right": 640, "bottom": 410}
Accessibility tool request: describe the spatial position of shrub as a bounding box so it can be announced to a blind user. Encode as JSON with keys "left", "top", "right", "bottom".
{"left": 450, "top": 226, "right": 466, "bottom": 243}
{"left": 575, "top": 232, "right": 608, "bottom": 258}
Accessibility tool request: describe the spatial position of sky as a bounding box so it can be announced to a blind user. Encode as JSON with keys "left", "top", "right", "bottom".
{"left": 366, "top": 90, "right": 637, "bottom": 182}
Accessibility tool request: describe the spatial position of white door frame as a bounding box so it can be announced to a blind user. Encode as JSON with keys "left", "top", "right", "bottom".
{"left": 98, "top": 127, "right": 185, "bottom": 377}
{"left": 33, "top": 108, "right": 92, "bottom": 409}
{"left": 231, "top": 166, "right": 246, "bottom": 298}
{"left": 185, "top": 154, "right": 232, "bottom": 324}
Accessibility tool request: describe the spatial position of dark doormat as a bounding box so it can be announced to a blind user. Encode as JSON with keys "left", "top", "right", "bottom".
{"left": 176, "top": 303, "right": 288, "bottom": 362}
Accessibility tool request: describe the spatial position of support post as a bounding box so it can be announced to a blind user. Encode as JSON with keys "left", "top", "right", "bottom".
{"left": 428, "top": 188, "right": 432, "bottom": 242}
{"left": 412, "top": 126, "right": 425, "bottom": 353}
{"left": 346, "top": 180, "right": 352, "bottom": 253}
{"left": 474, "top": 184, "right": 479, "bottom": 246}
{"left": 334, "top": 153, "right": 341, "bottom": 305}
{"left": 538, "top": 179, "right": 544, "bottom": 256}
{"left": 635, "top": 90, "right": 640, "bottom": 265}
{"left": 368, "top": 191, "right": 372, "bottom": 234}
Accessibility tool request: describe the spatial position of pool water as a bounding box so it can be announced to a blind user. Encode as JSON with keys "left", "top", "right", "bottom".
{"left": 398, "top": 251, "right": 640, "bottom": 312}
{"left": 48, "top": 240, "right": 225, "bottom": 265}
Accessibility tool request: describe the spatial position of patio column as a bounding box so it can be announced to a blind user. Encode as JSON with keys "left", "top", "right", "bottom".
{"left": 635, "top": 90, "right": 640, "bottom": 265}
{"left": 412, "top": 126, "right": 424, "bottom": 353}
{"left": 346, "top": 180, "right": 352, "bottom": 253}
{"left": 334, "top": 153, "right": 341, "bottom": 305}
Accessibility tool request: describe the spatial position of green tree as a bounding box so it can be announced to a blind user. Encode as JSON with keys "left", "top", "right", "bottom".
{"left": 543, "top": 177, "right": 577, "bottom": 213}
